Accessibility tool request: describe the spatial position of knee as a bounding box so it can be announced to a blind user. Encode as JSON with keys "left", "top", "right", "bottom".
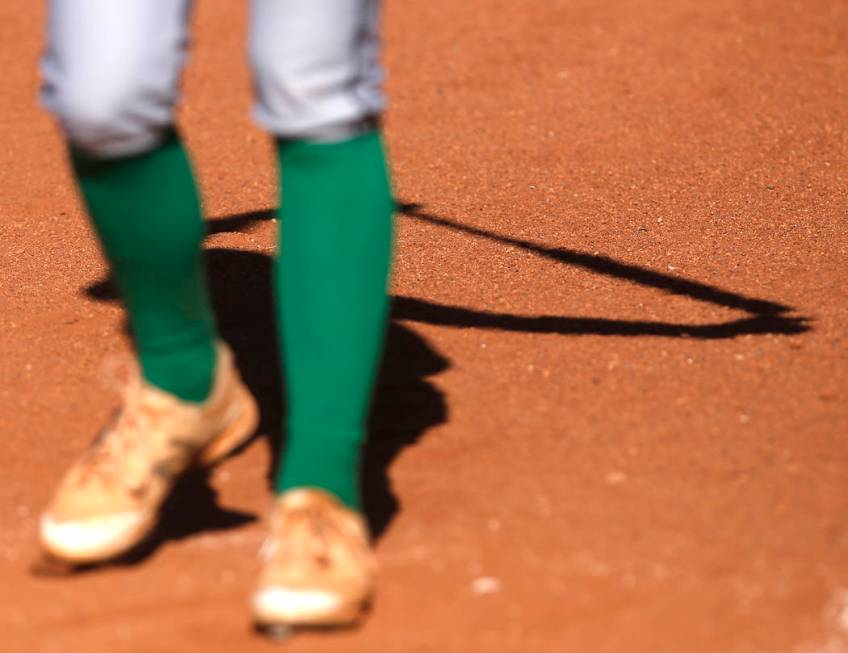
{"left": 44, "top": 73, "right": 176, "bottom": 159}
{"left": 249, "top": 41, "right": 384, "bottom": 139}
{"left": 249, "top": 41, "right": 323, "bottom": 108}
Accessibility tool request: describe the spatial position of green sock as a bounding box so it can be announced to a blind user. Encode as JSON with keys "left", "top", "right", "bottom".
{"left": 71, "top": 130, "right": 217, "bottom": 403}
{"left": 274, "top": 130, "right": 394, "bottom": 509}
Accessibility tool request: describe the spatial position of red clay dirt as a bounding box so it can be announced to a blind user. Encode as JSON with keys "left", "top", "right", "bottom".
{"left": 2, "top": 1, "right": 848, "bottom": 652}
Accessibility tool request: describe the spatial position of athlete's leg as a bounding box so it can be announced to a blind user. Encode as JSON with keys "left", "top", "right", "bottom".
{"left": 248, "top": 0, "right": 393, "bottom": 628}
{"left": 42, "top": 0, "right": 217, "bottom": 402}
{"left": 249, "top": 0, "right": 393, "bottom": 509}
{"left": 38, "top": 1, "right": 260, "bottom": 565}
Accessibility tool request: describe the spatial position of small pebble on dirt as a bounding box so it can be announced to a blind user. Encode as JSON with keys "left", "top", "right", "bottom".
{"left": 605, "top": 471, "right": 627, "bottom": 485}
{"left": 471, "top": 576, "right": 502, "bottom": 596}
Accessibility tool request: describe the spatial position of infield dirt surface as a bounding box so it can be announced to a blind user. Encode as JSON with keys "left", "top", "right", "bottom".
{"left": 1, "top": 1, "right": 847, "bottom": 652}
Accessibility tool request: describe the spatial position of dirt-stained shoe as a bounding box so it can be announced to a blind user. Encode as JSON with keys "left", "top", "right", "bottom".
{"left": 251, "top": 488, "right": 377, "bottom": 631}
{"left": 39, "top": 343, "right": 259, "bottom": 564}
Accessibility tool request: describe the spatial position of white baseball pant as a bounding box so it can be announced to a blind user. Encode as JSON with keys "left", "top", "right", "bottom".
{"left": 41, "top": 0, "right": 385, "bottom": 158}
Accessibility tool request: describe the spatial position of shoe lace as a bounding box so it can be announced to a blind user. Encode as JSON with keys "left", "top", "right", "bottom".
{"left": 76, "top": 361, "right": 160, "bottom": 492}
{"left": 261, "top": 505, "right": 362, "bottom": 569}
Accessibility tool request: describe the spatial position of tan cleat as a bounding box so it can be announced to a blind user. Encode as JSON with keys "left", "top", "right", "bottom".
{"left": 251, "top": 488, "right": 377, "bottom": 631}
{"left": 39, "top": 343, "right": 259, "bottom": 564}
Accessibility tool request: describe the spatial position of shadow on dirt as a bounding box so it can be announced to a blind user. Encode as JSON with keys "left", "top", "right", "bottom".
{"left": 52, "top": 199, "right": 807, "bottom": 572}
{"left": 394, "top": 202, "right": 809, "bottom": 338}
{"left": 209, "top": 201, "right": 810, "bottom": 340}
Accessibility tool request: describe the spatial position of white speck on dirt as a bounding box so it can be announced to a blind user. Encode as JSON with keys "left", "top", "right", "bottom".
{"left": 471, "top": 576, "right": 502, "bottom": 596}
{"left": 605, "top": 471, "right": 627, "bottom": 485}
